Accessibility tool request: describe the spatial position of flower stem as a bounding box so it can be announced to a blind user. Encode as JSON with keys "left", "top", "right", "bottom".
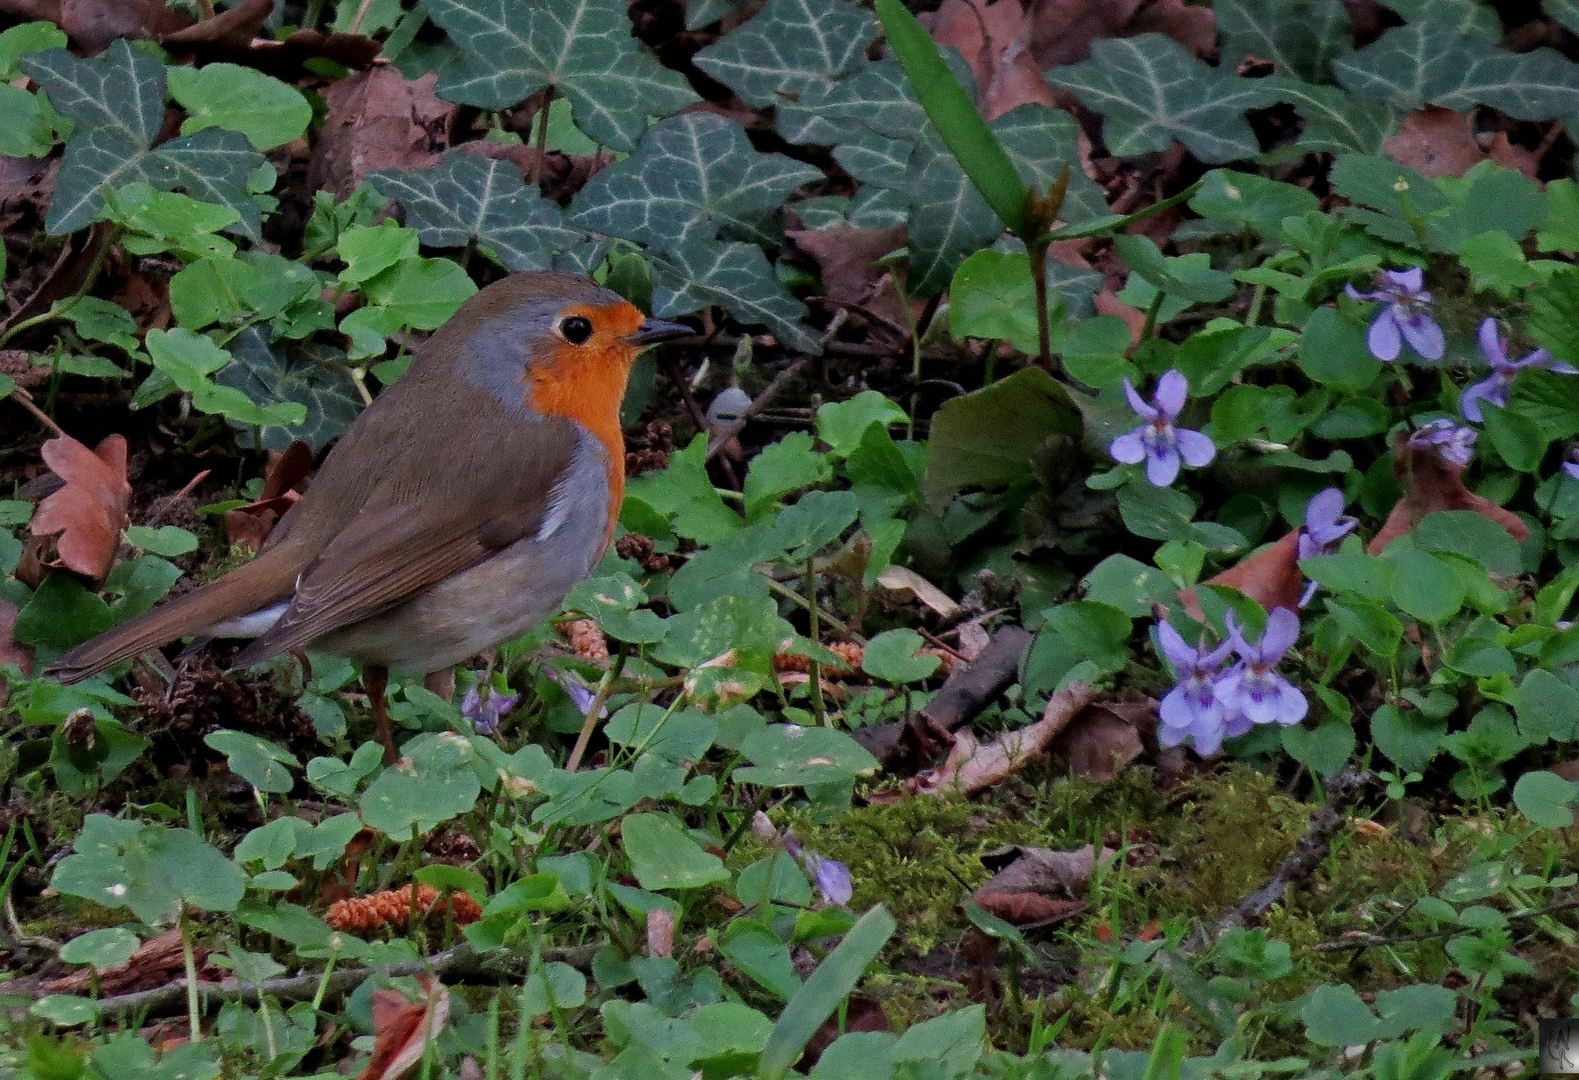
{"left": 180, "top": 906, "right": 201, "bottom": 1042}
{"left": 1140, "top": 291, "right": 1165, "bottom": 341}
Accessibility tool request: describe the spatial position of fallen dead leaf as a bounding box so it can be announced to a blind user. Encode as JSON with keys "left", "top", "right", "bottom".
{"left": 225, "top": 439, "right": 313, "bottom": 552}
{"left": 875, "top": 564, "right": 961, "bottom": 619}
{"left": 1028, "top": 0, "right": 1216, "bottom": 69}
{"left": 59, "top": 0, "right": 189, "bottom": 52}
{"left": 1385, "top": 106, "right": 1541, "bottom": 181}
{"left": 1056, "top": 699, "right": 1147, "bottom": 780}
{"left": 788, "top": 225, "right": 909, "bottom": 331}
{"left": 980, "top": 842, "right": 1110, "bottom": 895}
{"left": 1369, "top": 431, "right": 1529, "bottom": 555}
{"left": 309, "top": 69, "right": 457, "bottom": 199}
{"left": 911, "top": 681, "right": 1093, "bottom": 796}
{"left": 1179, "top": 530, "right": 1304, "bottom": 622}
{"left": 30, "top": 432, "right": 130, "bottom": 585}
{"left": 927, "top": 0, "right": 1057, "bottom": 119}
{"left": 1094, "top": 288, "right": 1147, "bottom": 345}
{"left": 974, "top": 891, "right": 1086, "bottom": 925}
{"left": 160, "top": 0, "right": 274, "bottom": 50}
{"left": 359, "top": 973, "right": 451, "bottom": 1080}
{"left": 0, "top": 600, "right": 33, "bottom": 681}
{"left": 647, "top": 907, "right": 675, "bottom": 959}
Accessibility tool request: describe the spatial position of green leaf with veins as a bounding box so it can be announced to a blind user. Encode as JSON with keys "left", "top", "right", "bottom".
{"left": 422, "top": 0, "right": 698, "bottom": 151}
{"left": 1334, "top": 22, "right": 1579, "bottom": 119}
{"left": 1047, "top": 34, "right": 1280, "bottom": 163}
{"left": 166, "top": 63, "right": 312, "bottom": 151}
{"left": 571, "top": 113, "right": 822, "bottom": 252}
{"left": 862, "top": 628, "right": 941, "bottom": 683}
{"left": 1214, "top": 0, "right": 1351, "bottom": 83}
{"left": 1385, "top": 0, "right": 1501, "bottom": 40}
{"left": 1260, "top": 78, "right": 1395, "bottom": 154}
{"left": 52, "top": 815, "right": 246, "bottom": 925}
{"left": 649, "top": 237, "right": 819, "bottom": 353}
{"left": 621, "top": 813, "right": 729, "bottom": 890}
{"left": 22, "top": 42, "right": 264, "bottom": 237}
{"left": 692, "top": 0, "right": 877, "bottom": 110}
{"left": 219, "top": 328, "right": 362, "bottom": 452}
{"left": 832, "top": 129, "right": 911, "bottom": 190}
{"left": 370, "top": 153, "right": 587, "bottom": 272}
{"left": 0, "top": 21, "right": 66, "bottom": 82}
{"left": 1552, "top": 0, "right": 1579, "bottom": 35}
{"left": 144, "top": 328, "right": 307, "bottom": 428}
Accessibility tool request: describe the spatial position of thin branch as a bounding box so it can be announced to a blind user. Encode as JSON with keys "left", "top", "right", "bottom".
{"left": 705, "top": 355, "right": 812, "bottom": 462}
{"left": 1313, "top": 896, "right": 1579, "bottom": 953}
{"left": 9, "top": 388, "right": 65, "bottom": 438}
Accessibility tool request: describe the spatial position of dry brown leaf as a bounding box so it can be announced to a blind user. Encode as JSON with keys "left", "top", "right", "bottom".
{"left": 1179, "top": 529, "right": 1304, "bottom": 621}
{"left": 359, "top": 974, "right": 451, "bottom": 1080}
{"left": 160, "top": 0, "right": 274, "bottom": 49}
{"left": 928, "top": 0, "right": 1058, "bottom": 119}
{"left": 975, "top": 891, "right": 1086, "bottom": 925}
{"left": 1028, "top": 0, "right": 1216, "bottom": 68}
{"left": 1057, "top": 701, "right": 1145, "bottom": 780}
{"left": 1383, "top": 106, "right": 1543, "bottom": 181}
{"left": 911, "top": 681, "right": 1093, "bottom": 796}
{"left": 874, "top": 564, "right": 960, "bottom": 619}
{"left": 788, "top": 225, "right": 909, "bottom": 330}
{"left": 309, "top": 69, "right": 457, "bottom": 199}
{"left": 982, "top": 843, "right": 1106, "bottom": 895}
{"left": 59, "top": 0, "right": 189, "bottom": 52}
{"left": 647, "top": 907, "right": 675, "bottom": 959}
{"left": 224, "top": 440, "right": 313, "bottom": 552}
{"left": 30, "top": 433, "right": 130, "bottom": 585}
{"left": 1094, "top": 288, "right": 1147, "bottom": 345}
{"left": 1369, "top": 432, "right": 1529, "bottom": 555}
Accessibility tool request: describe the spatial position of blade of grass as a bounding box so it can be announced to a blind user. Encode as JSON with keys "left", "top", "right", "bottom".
{"left": 757, "top": 905, "right": 896, "bottom": 1080}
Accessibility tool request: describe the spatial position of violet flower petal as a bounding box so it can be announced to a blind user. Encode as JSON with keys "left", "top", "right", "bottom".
{"left": 1398, "top": 312, "right": 1444, "bottom": 360}
{"left": 1387, "top": 267, "right": 1424, "bottom": 292}
{"left": 1460, "top": 377, "right": 1502, "bottom": 423}
{"left": 1156, "top": 620, "right": 1199, "bottom": 672}
{"left": 1110, "top": 429, "right": 1147, "bottom": 465}
{"left": 1153, "top": 370, "right": 1189, "bottom": 419}
{"left": 1478, "top": 318, "right": 1506, "bottom": 365}
{"left": 1145, "top": 443, "right": 1182, "bottom": 487}
{"left": 1122, "top": 377, "right": 1158, "bottom": 421}
{"left": 1368, "top": 309, "right": 1402, "bottom": 361}
{"left": 1259, "top": 607, "right": 1301, "bottom": 662}
{"left": 1175, "top": 429, "right": 1217, "bottom": 468}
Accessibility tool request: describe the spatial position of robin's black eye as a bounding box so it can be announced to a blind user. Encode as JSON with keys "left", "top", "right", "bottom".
{"left": 559, "top": 316, "right": 593, "bottom": 345}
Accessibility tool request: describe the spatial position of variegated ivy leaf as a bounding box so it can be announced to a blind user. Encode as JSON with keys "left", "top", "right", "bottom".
{"left": 1552, "top": 0, "right": 1579, "bottom": 36}
{"left": 1262, "top": 78, "right": 1396, "bottom": 154}
{"left": 813, "top": 51, "right": 977, "bottom": 142}
{"left": 685, "top": 0, "right": 750, "bottom": 30}
{"left": 1383, "top": 0, "right": 1501, "bottom": 40}
{"left": 422, "top": 0, "right": 699, "bottom": 151}
{"left": 370, "top": 153, "right": 585, "bottom": 271}
{"left": 1335, "top": 22, "right": 1579, "bottom": 120}
{"left": 570, "top": 113, "right": 822, "bottom": 252}
{"left": 219, "top": 328, "right": 361, "bottom": 453}
{"left": 908, "top": 105, "right": 1108, "bottom": 296}
{"left": 1215, "top": 0, "right": 1352, "bottom": 84}
{"left": 650, "top": 237, "right": 819, "bottom": 354}
{"left": 692, "top": 0, "right": 877, "bottom": 141}
{"left": 1046, "top": 33, "right": 1281, "bottom": 164}
{"left": 21, "top": 41, "right": 263, "bottom": 237}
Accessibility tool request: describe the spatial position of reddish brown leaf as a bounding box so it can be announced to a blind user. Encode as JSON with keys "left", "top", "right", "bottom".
{"left": 359, "top": 974, "right": 450, "bottom": 1080}
{"left": 1369, "top": 432, "right": 1529, "bottom": 555}
{"left": 1057, "top": 701, "right": 1145, "bottom": 780}
{"left": 309, "top": 69, "right": 457, "bottom": 199}
{"left": 1093, "top": 288, "right": 1147, "bottom": 345}
{"left": 787, "top": 225, "right": 909, "bottom": 330}
{"left": 1382, "top": 106, "right": 1536, "bottom": 180}
{"left": 0, "top": 600, "right": 34, "bottom": 681}
{"left": 1179, "top": 529, "right": 1304, "bottom": 621}
{"left": 980, "top": 843, "right": 1111, "bottom": 896}
{"left": 975, "top": 891, "right": 1086, "bottom": 925}
{"left": 30, "top": 433, "right": 130, "bottom": 584}
{"left": 225, "top": 441, "right": 313, "bottom": 551}
{"left": 1028, "top": 0, "right": 1216, "bottom": 69}
{"left": 160, "top": 0, "right": 274, "bottom": 49}
{"left": 928, "top": 0, "right": 1057, "bottom": 119}
{"left": 59, "top": 0, "right": 190, "bottom": 52}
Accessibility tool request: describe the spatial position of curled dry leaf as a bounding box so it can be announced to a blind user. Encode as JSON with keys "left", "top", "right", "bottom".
{"left": 309, "top": 69, "right": 457, "bottom": 199}
{"left": 359, "top": 973, "right": 451, "bottom": 1080}
{"left": 876, "top": 565, "right": 961, "bottom": 619}
{"left": 647, "top": 907, "right": 675, "bottom": 959}
{"left": 225, "top": 440, "right": 313, "bottom": 552}
{"left": 927, "top": 0, "right": 1057, "bottom": 120}
{"left": 1056, "top": 698, "right": 1148, "bottom": 781}
{"left": 1179, "top": 530, "right": 1304, "bottom": 621}
{"left": 30, "top": 433, "right": 130, "bottom": 585}
{"left": 1370, "top": 432, "right": 1529, "bottom": 555}
{"left": 788, "top": 225, "right": 909, "bottom": 331}
{"left": 911, "top": 681, "right": 1093, "bottom": 796}
{"left": 974, "top": 891, "right": 1086, "bottom": 925}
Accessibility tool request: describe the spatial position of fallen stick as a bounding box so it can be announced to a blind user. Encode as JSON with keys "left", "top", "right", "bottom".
{"left": 911, "top": 681, "right": 1093, "bottom": 797}
{"left": 1217, "top": 765, "right": 1371, "bottom": 934}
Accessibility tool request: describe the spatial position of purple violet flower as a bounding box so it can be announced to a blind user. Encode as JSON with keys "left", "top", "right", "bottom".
{"left": 1408, "top": 418, "right": 1477, "bottom": 467}
{"left": 1218, "top": 608, "right": 1308, "bottom": 728}
{"left": 1460, "top": 318, "right": 1577, "bottom": 422}
{"left": 1109, "top": 370, "right": 1216, "bottom": 487}
{"left": 461, "top": 684, "right": 520, "bottom": 736}
{"left": 783, "top": 833, "right": 853, "bottom": 906}
{"left": 1297, "top": 489, "right": 1358, "bottom": 606}
{"left": 1156, "top": 620, "right": 1234, "bottom": 756}
{"left": 1565, "top": 447, "right": 1579, "bottom": 481}
{"left": 1346, "top": 267, "right": 1445, "bottom": 362}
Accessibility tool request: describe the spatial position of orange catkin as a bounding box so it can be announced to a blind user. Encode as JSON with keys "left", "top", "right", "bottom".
{"left": 325, "top": 884, "right": 482, "bottom": 933}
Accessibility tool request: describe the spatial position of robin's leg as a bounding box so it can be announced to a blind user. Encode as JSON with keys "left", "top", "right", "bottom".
{"left": 364, "top": 663, "right": 395, "bottom": 764}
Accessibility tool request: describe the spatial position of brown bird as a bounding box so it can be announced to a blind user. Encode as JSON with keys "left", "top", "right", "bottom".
{"left": 47, "top": 271, "right": 690, "bottom": 762}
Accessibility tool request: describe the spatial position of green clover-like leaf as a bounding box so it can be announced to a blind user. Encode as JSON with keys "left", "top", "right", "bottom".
{"left": 571, "top": 113, "right": 822, "bottom": 251}
{"left": 52, "top": 815, "right": 246, "bottom": 925}
{"left": 167, "top": 62, "right": 312, "bottom": 152}
{"left": 144, "top": 328, "right": 308, "bottom": 428}
{"left": 370, "top": 153, "right": 587, "bottom": 271}
{"left": 219, "top": 328, "right": 362, "bottom": 452}
{"left": 1215, "top": 0, "right": 1352, "bottom": 83}
{"left": 423, "top": 0, "right": 699, "bottom": 151}
{"left": 21, "top": 41, "right": 263, "bottom": 236}
{"left": 204, "top": 729, "right": 301, "bottom": 795}
{"left": 1046, "top": 33, "right": 1281, "bottom": 163}
{"left": 1334, "top": 22, "right": 1579, "bottom": 120}
{"left": 650, "top": 236, "right": 819, "bottom": 353}
{"left": 692, "top": 0, "right": 877, "bottom": 113}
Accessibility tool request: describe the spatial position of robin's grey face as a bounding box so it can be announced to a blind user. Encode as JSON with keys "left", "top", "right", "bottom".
{"left": 457, "top": 284, "right": 626, "bottom": 408}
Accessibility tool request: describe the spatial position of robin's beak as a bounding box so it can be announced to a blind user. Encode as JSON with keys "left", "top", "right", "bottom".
{"left": 625, "top": 318, "right": 693, "bottom": 347}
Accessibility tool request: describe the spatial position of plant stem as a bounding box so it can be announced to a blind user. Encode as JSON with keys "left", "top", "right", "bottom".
{"left": 532, "top": 90, "right": 553, "bottom": 188}
{"left": 0, "top": 225, "right": 118, "bottom": 351}
{"left": 1027, "top": 237, "right": 1054, "bottom": 372}
{"left": 309, "top": 946, "right": 340, "bottom": 1012}
{"left": 180, "top": 907, "right": 201, "bottom": 1042}
{"left": 805, "top": 557, "right": 827, "bottom": 727}
{"left": 347, "top": 0, "right": 378, "bottom": 33}
{"left": 566, "top": 646, "right": 627, "bottom": 772}
{"left": 1140, "top": 291, "right": 1165, "bottom": 341}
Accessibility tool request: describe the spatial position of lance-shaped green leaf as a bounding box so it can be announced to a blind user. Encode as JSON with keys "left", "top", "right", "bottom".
{"left": 370, "top": 153, "right": 585, "bottom": 271}
{"left": 693, "top": 0, "right": 877, "bottom": 111}
{"left": 218, "top": 328, "right": 362, "bottom": 452}
{"left": 22, "top": 42, "right": 263, "bottom": 237}
{"left": 1047, "top": 33, "right": 1280, "bottom": 163}
{"left": 570, "top": 113, "right": 821, "bottom": 252}
{"left": 1261, "top": 77, "right": 1395, "bottom": 153}
{"left": 876, "top": 0, "right": 1026, "bottom": 236}
{"left": 650, "top": 236, "right": 819, "bottom": 354}
{"left": 907, "top": 105, "right": 1106, "bottom": 295}
{"left": 1335, "top": 22, "right": 1579, "bottom": 120}
{"left": 1215, "top": 0, "right": 1351, "bottom": 83}
{"left": 423, "top": 0, "right": 698, "bottom": 151}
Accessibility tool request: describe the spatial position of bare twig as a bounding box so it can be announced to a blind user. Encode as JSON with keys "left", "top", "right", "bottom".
{"left": 704, "top": 355, "right": 813, "bottom": 462}
{"left": 8, "top": 388, "right": 65, "bottom": 438}
{"left": 1313, "top": 896, "right": 1579, "bottom": 953}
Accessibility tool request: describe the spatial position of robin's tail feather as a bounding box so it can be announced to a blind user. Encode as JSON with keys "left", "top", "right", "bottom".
{"left": 44, "top": 552, "right": 301, "bottom": 684}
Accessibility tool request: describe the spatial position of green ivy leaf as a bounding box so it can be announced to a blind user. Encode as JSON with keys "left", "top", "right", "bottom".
{"left": 370, "top": 153, "right": 587, "bottom": 271}
{"left": 649, "top": 237, "right": 819, "bottom": 354}
{"left": 22, "top": 41, "right": 264, "bottom": 237}
{"left": 571, "top": 113, "right": 821, "bottom": 252}
{"left": 1334, "top": 22, "right": 1579, "bottom": 120}
{"left": 1261, "top": 78, "right": 1396, "bottom": 154}
{"left": 1047, "top": 34, "right": 1280, "bottom": 163}
{"left": 218, "top": 327, "right": 361, "bottom": 452}
{"left": 144, "top": 328, "right": 308, "bottom": 428}
{"left": 423, "top": 0, "right": 699, "bottom": 151}
{"left": 1386, "top": 0, "right": 1502, "bottom": 40}
{"left": 167, "top": 63, "right": 311, "bottom": 152}
{"left": 1215, "top": 0, "right": 1351, "bottom": 83}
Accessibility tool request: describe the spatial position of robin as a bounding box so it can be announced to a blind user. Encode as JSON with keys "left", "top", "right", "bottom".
{"left": 46, "top": 271, "right": 690, "bottom": 762}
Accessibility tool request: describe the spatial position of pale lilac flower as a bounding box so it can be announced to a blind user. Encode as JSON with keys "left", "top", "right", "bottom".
{"left": 548, "top": 670, "right": 605, "bottom": 718}
{"left": 1460, "top": 319, "right": 1577, "bottom": 422}
{"left": 1565, "top": 448, "right": 1579, "bottom": 481}
{"left": 1155, "top": 620, "right": 1233, "bottom": 756}
{"left": 1109, "top": 370, "right": 1216, "bottom": 487}
{"left": 1346, "top": 268, "right": 1444, "bottom": 361}
{"left": 1408, "top": 418, "right": 1476, "bottom": 467}
{"left": 1218, "top": 609, "right": 1308, "bottom": 728}
{"left": 461, "top": 685, "right": 519, "bottom": 735}
{"left": 783, "top": 833, "right": 852, "bottom": 906}
{"left": 1297, "top": 489, "right": 1358, "bottom": 606}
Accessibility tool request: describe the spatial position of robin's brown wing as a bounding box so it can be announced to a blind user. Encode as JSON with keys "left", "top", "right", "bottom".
{"left": 230, "top": 410, "right": 582, "bottom": 666}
